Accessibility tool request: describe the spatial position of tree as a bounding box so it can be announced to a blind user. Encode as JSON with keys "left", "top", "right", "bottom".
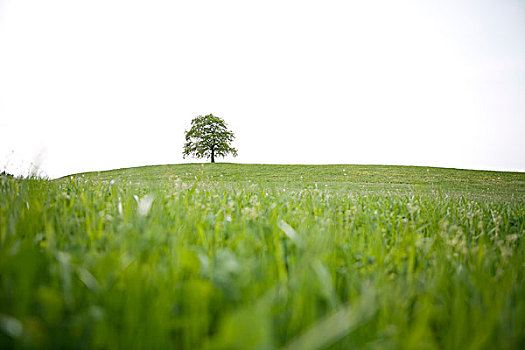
{"left": 183, "top": 114, "right": 238, "bottom": 163}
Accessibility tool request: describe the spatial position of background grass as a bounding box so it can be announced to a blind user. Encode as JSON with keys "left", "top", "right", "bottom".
{"left": 1, "top": 164, "right": 524, "bottom": 349}
{"left": 80, "top": 163, "right": 524, "bottom": 198}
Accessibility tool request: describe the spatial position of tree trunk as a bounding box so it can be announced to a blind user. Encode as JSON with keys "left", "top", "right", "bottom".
{"left": 211, "top": 150, "right": 215, "bottom": 163}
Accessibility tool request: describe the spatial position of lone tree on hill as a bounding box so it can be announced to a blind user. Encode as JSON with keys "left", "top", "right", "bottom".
{"left": 183, "top": 114, "right": 238, "bottom": 163}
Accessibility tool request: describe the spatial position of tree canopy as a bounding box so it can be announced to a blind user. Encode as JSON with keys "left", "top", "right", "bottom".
{"left": 182, "top": 114, "right": 238, "bottom": 163}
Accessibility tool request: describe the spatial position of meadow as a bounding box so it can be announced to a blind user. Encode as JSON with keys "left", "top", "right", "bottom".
{"left": 1, "top": 164, "right": 524, "bottom": 349}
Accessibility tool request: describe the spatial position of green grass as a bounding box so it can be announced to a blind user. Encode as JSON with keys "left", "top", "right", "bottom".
{"left": 79, "top": 163, "right": 524, "bottom": 200}
{"left": 1, "top": 164, "right": 524, "bottom": 349}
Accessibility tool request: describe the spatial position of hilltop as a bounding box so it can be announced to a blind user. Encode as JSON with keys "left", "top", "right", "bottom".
{"left": 64, "top": 163, "right": 525, "bottom": 201}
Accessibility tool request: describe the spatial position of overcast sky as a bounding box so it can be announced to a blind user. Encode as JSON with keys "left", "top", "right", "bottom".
{"left": 1, "top": 0, "right": 524, "bottom": 178}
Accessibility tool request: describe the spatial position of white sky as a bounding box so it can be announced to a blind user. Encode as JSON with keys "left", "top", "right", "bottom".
{"left": 0, "top": 0, "right": 524, "bottom": 178}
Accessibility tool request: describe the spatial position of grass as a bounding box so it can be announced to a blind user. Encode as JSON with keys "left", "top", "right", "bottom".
{"left": 1, "top": 164, "right": 524, "bottom": 349}
{"left": 80, "top": 163, "right": 524, "bottom": 200}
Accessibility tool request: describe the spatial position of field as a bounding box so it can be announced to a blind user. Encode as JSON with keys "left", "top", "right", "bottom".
{"left": 1, "top": 164, "right": 524, "bottom": 349}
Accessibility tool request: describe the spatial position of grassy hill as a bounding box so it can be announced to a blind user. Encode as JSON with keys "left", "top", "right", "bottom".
{"left": 72, "top": 163, "right": 524, "bottom": 200}
{"left": 2, "top": 164, "right": 525, "bottom": 349}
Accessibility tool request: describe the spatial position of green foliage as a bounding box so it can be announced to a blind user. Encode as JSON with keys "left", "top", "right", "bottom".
{"left": 183, "top": 114, "right": 238, "bottom": 163}
{"left": 0, "top": 165, "right": 524, "bottom": 349}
